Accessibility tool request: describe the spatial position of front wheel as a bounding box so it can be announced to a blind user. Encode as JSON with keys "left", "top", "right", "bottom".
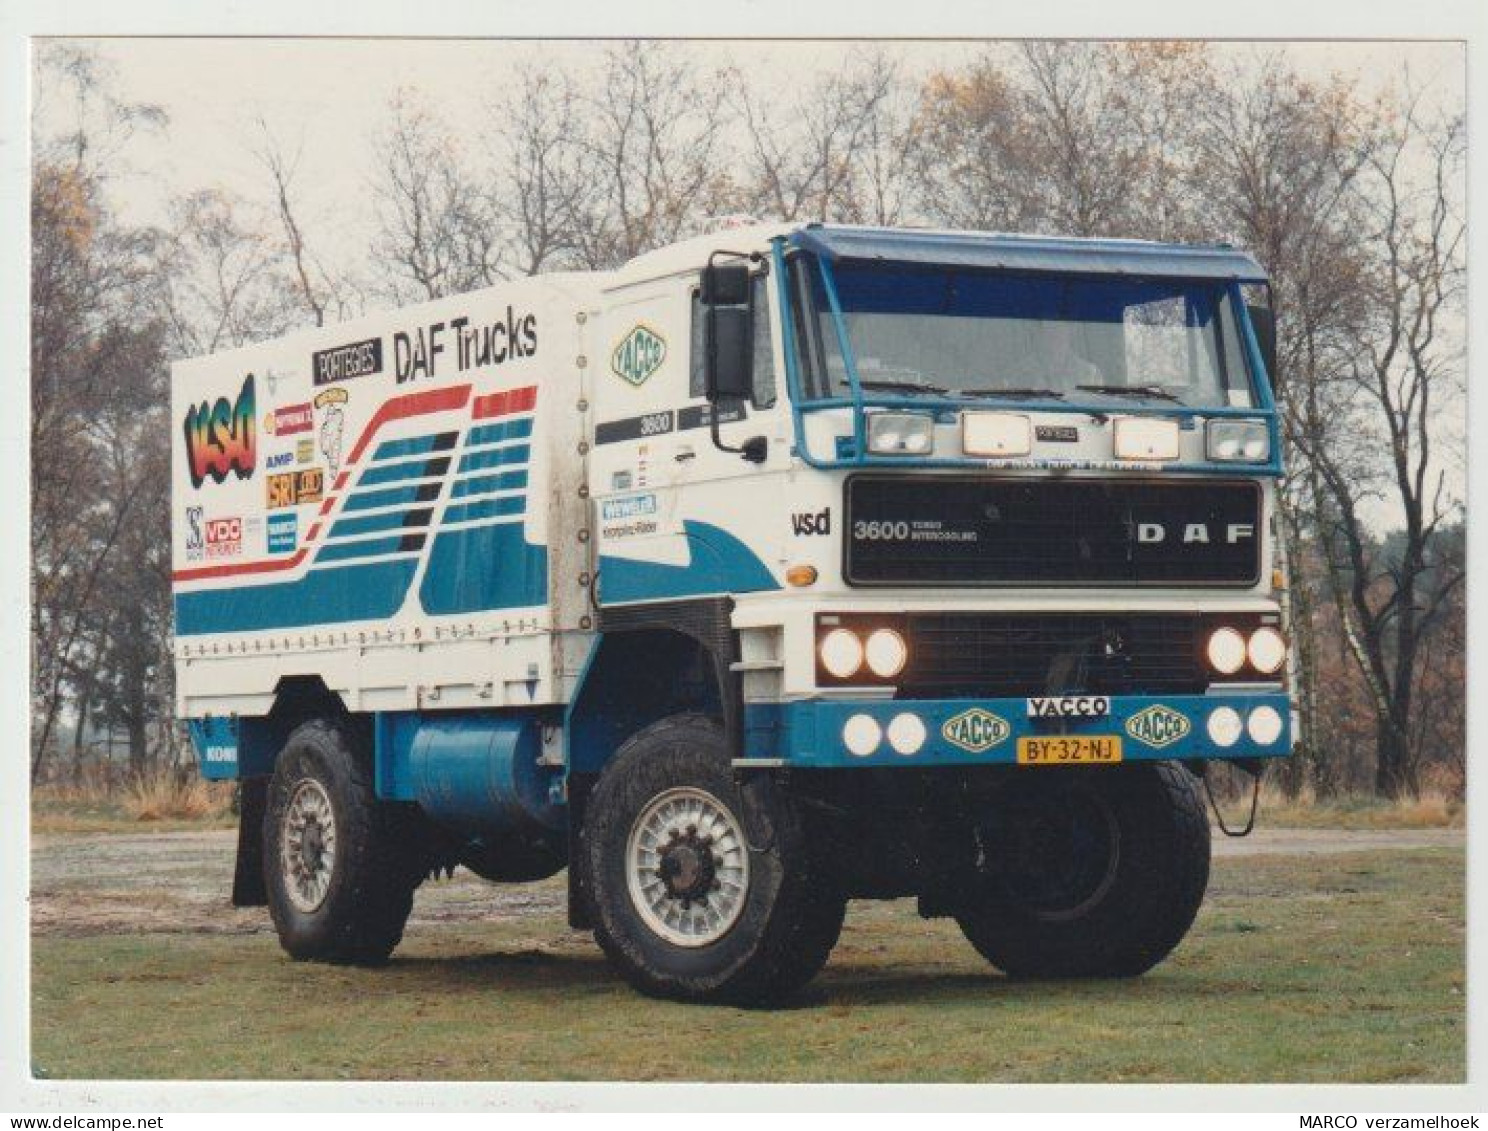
{"left": 952, "top": 762, "right": 1210, "bottom": 979}
{"left": 579, "top": 714, "right": 845, "bottom": 1004}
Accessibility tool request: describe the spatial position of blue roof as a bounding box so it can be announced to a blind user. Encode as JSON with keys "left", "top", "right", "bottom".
{"left": 790, "top": 225, "right": 1268, "bottom": 283}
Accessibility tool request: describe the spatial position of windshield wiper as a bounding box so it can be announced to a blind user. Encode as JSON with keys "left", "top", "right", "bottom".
{"left": 855, "top": 378, "right": 952, "bottom": 395}
{"left": 954, "top": 387, "right": 1066, "bottom": 400}
{"left": 1076, "top": 384, "right": 1185, "bottom": 404}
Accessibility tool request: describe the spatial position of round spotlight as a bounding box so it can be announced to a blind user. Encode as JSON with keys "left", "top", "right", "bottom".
{"left": 864, "top": 628, "right": 908, "bottom": 679}
{"left": 1207, "top": 706, "right": 1244, "bottom": 748}
{"left": 1247, "top": 705, "right": 1284, "bottom": 746}
{"left": 819, "top": 628, "right": 863, "bottom": 679}
{"left": 1206, "top": 627, "right": 1247, "bottom": 675}
{"left": 843, "top": 714, "right": 883, "bottom": 757}
{"left": 886, "top": 713, "right": 927, "bottom": 756}
{"left": 1247, "top": 627, "right": 1287, "bottom": 675}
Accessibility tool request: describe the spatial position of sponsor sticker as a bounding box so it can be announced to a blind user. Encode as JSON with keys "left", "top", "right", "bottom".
{"left": 267, "top": 468, "right": 325, "bottom": 509}
{"left": 296, "top": 436, "right": 315, "bottom": 464}
{"left": 1027, "top": 696, "right": 1110, "bottom": 719}
{"left": 184, "top": 506, "right": 204, "bottom": 561}
{"left": 267, "top": 512, "right": 297, "bottom": 554}
{"left": 204, "top": 516, "right": 242, "bottom": 559}
{"left": 312, "top": 337, "right": 383, "bottom": 386}
{"left": 611, "top": 324, "right": 667, "bottom": 387}
{"left": 315, "top": 388, "right": 348, "bottom": 479}
{"left": 600, "top": 494, "right": 658, "bottom": 522}
{"left": 1125, "top": 704, "right": 1192, "bottom": 748}
{"left": 265, "top": 451, "right": 294, "bottom": 470}
{"left": 265, "top": 402, "right": 314, "bottom": 436}
{"left": 202, "top": 745, "right": 237, "bottom": 764}
{"left": 941, "top": 708, "right": 1011, "bottom": 754}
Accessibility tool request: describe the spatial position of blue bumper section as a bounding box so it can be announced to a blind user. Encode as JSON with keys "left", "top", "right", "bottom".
{"left": 743, "top": 693, "right": 1293, "bottom": 768}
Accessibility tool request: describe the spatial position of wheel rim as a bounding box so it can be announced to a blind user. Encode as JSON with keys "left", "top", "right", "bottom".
{"left": 280, "top": 778, "right": 338, "bottom": 913}
{"left": 625, "top": 786, "right": 751, "bottom": 948}
{"left": 982, "top": 782, "right": 1120, "bottom": 921}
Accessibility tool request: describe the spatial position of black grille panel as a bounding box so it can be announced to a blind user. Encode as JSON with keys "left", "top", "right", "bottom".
{"left": 846, "top": 477, "right": 1262, "bottom": 586}
{"left": 903, "top": 612, "right": 1206, "bottom": 699}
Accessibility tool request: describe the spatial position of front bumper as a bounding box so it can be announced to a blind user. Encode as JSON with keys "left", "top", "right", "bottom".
{"left": 742, "top": 692, "right": 1292, "bottom": 768}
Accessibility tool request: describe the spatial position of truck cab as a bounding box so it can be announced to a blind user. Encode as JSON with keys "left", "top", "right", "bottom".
{"left": 174, "top": 223, "right": 1290, "bottom": 1003}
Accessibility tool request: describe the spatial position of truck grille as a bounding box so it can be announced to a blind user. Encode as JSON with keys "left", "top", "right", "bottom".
{"left": 845, "top": 476, "right": 1262, "bottom": 587}
{"left": 902, "top": 612, "right": 1207, "bottom": 699}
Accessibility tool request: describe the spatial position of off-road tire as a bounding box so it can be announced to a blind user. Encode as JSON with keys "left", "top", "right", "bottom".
{"left": 953, "top": 762, "right": 1209, "bottom": 979}
{"left": 579, "top": 713, "right": 845, "bottom": 1004}
{"left": 263, "top": 717, "right": 426, "bottom": 965}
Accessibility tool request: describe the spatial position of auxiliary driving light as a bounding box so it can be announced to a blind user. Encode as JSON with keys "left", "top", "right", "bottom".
{"left": 867, "top": 412, "right": 935, "bottom": 456}
{"left": 1207, "top": 419, "right": 1271, "bottom": 463}
{"left": 1205, "top": 627, "right": 1248, "bottom": 675}
{"left": 1247, "top": 627, "right": 1287, "bottom": 675}
{"left": 843, "top": 714, "right": 883, "bottom": 757}
{"left": 886, "top": 713, "right": 927, "bottom": 756}
{"left": 819, "top": 628, "right": 864, "bottom": 679}
{"left": 864, "top": 628, "right": 908, "bottom": 679}
{"left": 1113, "top": 416, "right": 1180, "bottom": 461}
{"left": 1207, "top": 707, "right": 1244, "bottom": 748}
{"left": 1247, "top": 705, "right": 1284, "bottom": 746}
{"left": 961, "top": 412, "right": 1032, "bottom": 457}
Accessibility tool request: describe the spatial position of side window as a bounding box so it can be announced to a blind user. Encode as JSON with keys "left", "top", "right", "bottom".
{"left": 688, "top": 273, "right": 776, "bottom": 408}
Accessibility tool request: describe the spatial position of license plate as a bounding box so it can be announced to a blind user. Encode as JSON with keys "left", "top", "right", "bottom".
{"left": 1017, "top": 735, "right": 1124, "bottom": 765}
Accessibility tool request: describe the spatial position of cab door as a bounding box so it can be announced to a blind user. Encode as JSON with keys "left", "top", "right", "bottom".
{"left": 590, "top": 266, "right": 785, "bottom": 607}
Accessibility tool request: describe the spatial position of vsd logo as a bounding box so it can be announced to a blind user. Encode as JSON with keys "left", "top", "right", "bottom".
{"left": 941, "top": 708, "right": 1011, "bottom": 753}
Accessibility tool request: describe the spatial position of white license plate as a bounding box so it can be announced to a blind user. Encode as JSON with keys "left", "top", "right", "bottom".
{"left": 1026, "top": 695, "right": 1111, "bottom": 719}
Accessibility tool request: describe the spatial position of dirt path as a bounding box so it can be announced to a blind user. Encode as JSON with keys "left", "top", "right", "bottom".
{"left": 29, "top": 825, "right": 1462, "bottom": 938}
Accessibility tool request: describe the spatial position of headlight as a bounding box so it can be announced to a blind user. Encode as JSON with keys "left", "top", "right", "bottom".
{"left": 1113, "top": 416, "right": 1180, "bottom": 461}
{"left": 1247, "top": 627, "right": 1287, "bottom": 674}
{"left": 1207, "top": 419, "right": 1270, "bottom": 462}
{"left": 1207, "top": 706, "right": 1244, "bottom": 747}
{"left": 867, "top": 412, "right": 935, "bottom": 456}
{"left": 1206, "top": 627, "right": 1247, "bottom": 675}
{"left": 1247, "top": 705, "right": 1284, "bottom": 745}
{"left": 864, "top": 628, "right": 908, "bottom": 678}
{"left": 819, "top": 628, "right": 864, "bottom": 679}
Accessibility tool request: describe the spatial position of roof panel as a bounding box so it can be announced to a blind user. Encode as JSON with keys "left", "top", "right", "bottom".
{"left": 790, "top": 225, "right": 1268, "bottom": 282}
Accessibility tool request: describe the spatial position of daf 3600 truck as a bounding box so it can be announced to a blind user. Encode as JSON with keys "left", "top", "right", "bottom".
{"left": 173, "top": 223, "right": 1292, "bottom": 1003}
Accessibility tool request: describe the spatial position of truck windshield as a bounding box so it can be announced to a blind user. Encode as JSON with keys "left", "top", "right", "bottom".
{"left": 793, "top": 260, "right": 1256, "bottom": 409}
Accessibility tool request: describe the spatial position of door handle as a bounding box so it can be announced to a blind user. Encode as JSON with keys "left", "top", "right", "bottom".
{"left": 674, "top": 446, "right": 696, "bottom": 463}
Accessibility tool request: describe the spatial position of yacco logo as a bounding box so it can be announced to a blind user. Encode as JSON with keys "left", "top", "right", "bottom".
{"left": 184, "top": 374, "right": 256, "bottom": 487}
{"left": 611, "top": 325, "right": 667, "bottom": 387}
{"left": 1126, "top": 704, "right": 1192, "bottom": 749}
{"left": 941, "top": 708, "right": 1011, "bottom": 754}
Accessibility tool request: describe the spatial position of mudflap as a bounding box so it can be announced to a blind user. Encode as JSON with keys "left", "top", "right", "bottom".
{"left": 232, "top": 776, "right": 269, "bottom": 907}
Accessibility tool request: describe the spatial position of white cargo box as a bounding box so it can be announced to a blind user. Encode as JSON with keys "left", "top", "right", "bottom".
{"left": 171, "top": 276, "right": 603, "bottom": 719}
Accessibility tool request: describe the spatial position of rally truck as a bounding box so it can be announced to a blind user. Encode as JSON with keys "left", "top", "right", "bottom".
{"left": 172, "top": 222, "right": 1292, "bottom": 1003}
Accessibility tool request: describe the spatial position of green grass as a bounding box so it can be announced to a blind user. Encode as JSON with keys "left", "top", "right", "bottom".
{"left": 31, "top": 847, "right": 1463, "bottom": 1083}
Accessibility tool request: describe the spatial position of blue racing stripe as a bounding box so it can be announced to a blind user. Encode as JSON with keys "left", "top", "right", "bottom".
{"left": 343, "top": 485, "right": 426, "bottom": 512}
{"left": 328, "top": 508, "right": 430, "bottom": 539}
{"left": 457, "top": 444, "right": 530, "bottom": 474}
{"left": 315, "top": 535, "right": 418, "bottom": 563}
{"left": 373, "top": 434, "right": 450, "bottom": 462}
{"left": 443, "top": 496, "right": 525, "bottom": 524}
{"left": 467, "top": 418, "right": 534, "bottom": 447}
{"left": 451, "top": 470, "right": 528, "bottom": 500}
{"left": 357, "top": 458, "right": 446, "bottom": 487}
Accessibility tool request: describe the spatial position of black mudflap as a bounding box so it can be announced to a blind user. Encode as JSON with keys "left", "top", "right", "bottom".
{"left": 232, "top": 776, "right": 269, "bottom": 907}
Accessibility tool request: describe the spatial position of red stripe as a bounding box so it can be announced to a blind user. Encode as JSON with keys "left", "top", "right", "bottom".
{"left": 472, "top": 385, "right": 537, "bottom": 420}
{"left": 173, "top": 383, "right": 472, "bottom": 583}
{"left": 305, "top": 522, "right": 322, "bottom": 541}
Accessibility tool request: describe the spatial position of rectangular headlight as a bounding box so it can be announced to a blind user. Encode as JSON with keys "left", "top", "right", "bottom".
{"left": 1112, "top": 416, "right": 1180, "bottom": 461}
{"left": 867, "top": 412, "right": 935, "bottom": 456}
{"left": 961, "top": 412, "right": 1032, "bottom": 457}
{"left": 1207, "top": 419, "right": 1271, "bottom": 462}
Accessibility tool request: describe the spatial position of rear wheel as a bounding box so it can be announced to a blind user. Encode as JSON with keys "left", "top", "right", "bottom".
{"left": 952, "top": 762, "right": 1209, "bottom": 978}
{"left": 263, "top": 718, "right": 426, "bottom": 965}
{"left": 580, "top": 714, "right": 845, "bottom": 1004}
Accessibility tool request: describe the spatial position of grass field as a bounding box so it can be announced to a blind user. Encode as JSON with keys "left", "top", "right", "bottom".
{"left": 31, "top": 844, "right": 1463, "bottom": 1083}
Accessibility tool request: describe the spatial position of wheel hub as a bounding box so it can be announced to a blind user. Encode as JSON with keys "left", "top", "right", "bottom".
{"left": 280, "top": 778, "right": 338, "bottom": 914}
{"left": 626, "top": 787, "right": 750, "bottom": 947}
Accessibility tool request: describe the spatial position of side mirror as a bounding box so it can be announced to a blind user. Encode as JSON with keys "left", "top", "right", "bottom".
{"left": 701, "top": 263, "right": 750, "bottom": 306}
{"left": 1247, "top": 303, "right": 1277, "bottom": 386}
{"left": 706, "top": 306, "right": 752, "bottom": 401}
